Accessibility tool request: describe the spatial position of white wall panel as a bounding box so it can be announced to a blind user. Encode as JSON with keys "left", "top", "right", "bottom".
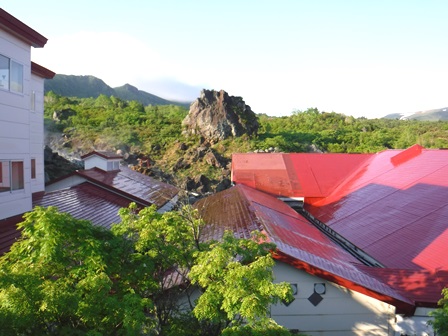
{"left": 271, "top": 262, "right": 395, "bottom": 336}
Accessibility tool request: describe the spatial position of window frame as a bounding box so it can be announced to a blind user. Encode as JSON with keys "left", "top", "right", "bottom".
{"left": 0, "top": 54, "right": 24, "bottom": 94}
{"left": 31, "top": 158, "right": 36, "bottom": 179}
{"left": 0, "top": 160, "right": 25, "bottom": 193}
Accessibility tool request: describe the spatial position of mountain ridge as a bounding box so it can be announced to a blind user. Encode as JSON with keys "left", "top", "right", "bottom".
{"left": 45, "top": 74, "right": 191, "bottom": 108}
{"left": 383, "top": 107, "right": 448, "bottom": 121}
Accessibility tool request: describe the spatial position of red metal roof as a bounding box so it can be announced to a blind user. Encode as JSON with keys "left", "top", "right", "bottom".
{"left": 305, "top": 147, "right": 448, "bottom": 271}
{"left": 228, "top": 146, "right": 448, "bottom": 306}
{"left": 232, "top": 152, "right": 372, "bottom": 198}
{"left": 358, "top": 266, "right": 448, "bottom": 307}
{"left": 233, "top": 147, "right": 448, "bottom": 272}
{"left": 76, "top": 166, "right": 179, "bottom": 208}
{"left": 194, "top": 184, "right": 414, "bottom": 311}
{"left": 32, "top": 183, "right": 134, "bottom": 230}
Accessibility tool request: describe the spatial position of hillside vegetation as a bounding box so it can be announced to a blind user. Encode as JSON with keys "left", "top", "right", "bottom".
{"left": 44, "top": 91, "right": 448, "bottom": 190}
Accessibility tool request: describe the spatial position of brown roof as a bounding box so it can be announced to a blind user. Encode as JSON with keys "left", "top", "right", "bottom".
{"left": 76, "top": 166, "right": 179, "bottom": 208}
{"left": 0, "top": 8, "right": 47, "bottom": 47}
{"left": 194, "top": 184, "right": 414, "bottom": 312}
{"left": 33, "top": 183, "right": 135, "bottom": 229}
{"left": 81, "top": 151, "right": 123, "bottom": 160}
{"left": 31, "top": 62, "right": 55, "bottom": 79}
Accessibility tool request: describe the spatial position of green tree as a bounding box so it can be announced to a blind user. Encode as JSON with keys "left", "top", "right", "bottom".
{"left": 0, "top": 206, "right": 154, "bottom": 335}
{"left": 0, "top": 205, "right": 292, "bottom": 335}
{"left": 189, "top": 231, "right": 293, "bottom": 335}
{"left": 429, "top": 288, "right": 448, "bottom": 335}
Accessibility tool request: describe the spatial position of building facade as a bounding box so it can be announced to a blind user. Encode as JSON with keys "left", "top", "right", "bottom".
{"left": 0, "top": 9, "right": 54, "bottom": 220}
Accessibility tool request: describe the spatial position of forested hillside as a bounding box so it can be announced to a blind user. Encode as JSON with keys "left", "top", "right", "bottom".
{"left": 44, "top": 91, "right": 448, "bottom": 192}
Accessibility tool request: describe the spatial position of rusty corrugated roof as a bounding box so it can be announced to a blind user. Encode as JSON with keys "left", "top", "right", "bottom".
{"left": 77, "top": 166, "right": 179, "bottom": 208}
{"left": 194, "top": 184, "right": 414, "bottom": 310}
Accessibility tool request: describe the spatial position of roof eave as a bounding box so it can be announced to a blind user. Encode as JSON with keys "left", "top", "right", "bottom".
{"left": 272, "top": 250, "right": 416, "bottom": 315}
{"left": 0, "top": 9, "right": 48, "bottom": 48}
{"left": 31, "top": 62, "right": 55, "bottom": 79}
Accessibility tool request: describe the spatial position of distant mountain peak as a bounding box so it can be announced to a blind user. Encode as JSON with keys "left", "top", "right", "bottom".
{"left": 383, "top": 107, "right": 448, "bottom": 121}
{"left": 44, "top": 74, "right": 190, "bottom": 108}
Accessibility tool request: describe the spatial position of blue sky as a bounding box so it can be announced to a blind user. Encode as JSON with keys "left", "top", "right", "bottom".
{"left": 3, "top": 1, "right": 448, "bottom": 118}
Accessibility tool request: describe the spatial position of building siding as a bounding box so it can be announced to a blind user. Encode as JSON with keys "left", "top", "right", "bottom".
{"left": 271, "top": 262, "right": 396, "bottom": 336}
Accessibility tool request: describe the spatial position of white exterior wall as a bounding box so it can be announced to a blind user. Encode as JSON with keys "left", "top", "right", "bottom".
{"left": 45, "top": 175, "right": 86, "bottom": 192}
{"left": 395, "top": 308, "right": 434, "bottom": 336}
{"left": 29, "top": 73, "right": 45, "bottom": 193}
{"left": 0, "top": 29, "right": 34, "bottom": 220}
{"left": 271, "top": 262, "right": 396, "bottom": 336}
{"left": 84, "top": 155, "right": 120, "bottom": 171}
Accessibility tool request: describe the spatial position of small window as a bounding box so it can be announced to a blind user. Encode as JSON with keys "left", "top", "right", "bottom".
{"left": 31, "top": 158, "right": 36, "bottom": 179}
{"left": 0, "top": 55, "right": 23, "bottom": 93}
{"left": 0, "top": 54, "right": 9, "bottom": 90}
{"left": 10, "top": 60, "right": 23, "bottom": 93}
{"left": 11, "top": 161, "right": 24, "bottom": 190}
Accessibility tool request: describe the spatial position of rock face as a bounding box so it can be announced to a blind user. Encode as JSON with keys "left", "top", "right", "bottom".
{"left": 182, "top": 89, "right": 258, "bottom": 142}
{"left": 44, "top": 146, "right": 82, "bottom": 183}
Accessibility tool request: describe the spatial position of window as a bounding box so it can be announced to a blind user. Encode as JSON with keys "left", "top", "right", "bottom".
{"left": 0, "top": 54, "right": 23, "bottom": 93}
{"left": 11, "top": 161, "right": 24, "bottom": 190}
{"left": 0, "top": 54, "right": 9, "bottom": 90}
{"left": 0, "top": 160, "right": 24, "bottom": 192}
{"left": 10, "top": 61, "right": 23, "bottom": 93}
{"left": 31, "top": 158, "right": 36, "bottom": 179}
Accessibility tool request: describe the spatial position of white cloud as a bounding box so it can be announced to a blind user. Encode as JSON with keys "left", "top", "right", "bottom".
{"left": 32, "top": 31, "right": 171, "bottom": 87}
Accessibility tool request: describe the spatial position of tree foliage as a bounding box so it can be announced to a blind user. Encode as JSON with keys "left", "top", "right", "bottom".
{"left": 189, "top": 231, "right": 293, "bottom": 334}
{"left": 0, "top": 205, "right": 293, "bottom": 335}
{"left": 429, "top": 288, "right": 448, "bottom": 335}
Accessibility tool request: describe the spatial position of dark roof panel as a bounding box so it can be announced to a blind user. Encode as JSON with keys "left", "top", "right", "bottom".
{"left": 33, "top": 183, "right": 133, "bottom": 229}
{"left": 77, "top": 166, "right": 179, "bottom": 208}
{"left": 81, "top": 151, "right": 123, "bottom": 160}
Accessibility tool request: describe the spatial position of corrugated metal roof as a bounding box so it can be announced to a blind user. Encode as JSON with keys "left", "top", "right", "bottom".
{"left": 232, "top": 152, "right": 372, "bottom": 198}
{"left": 194, "top": 185, "right": 414, "bottom": 310}
{"left": 358, "top": 266, "right": 448, "bottom": 306}
{"left": 233, "top": 148, "right": 448, "bottom": 273}
{"left": 33, "top": 183, "right": 133, "bottom": 229}
{"left": 77, "top": 166, "right": 179, "bottom": 208}
{"left": 306, "top": 148, "right": 448, "bottom": 271}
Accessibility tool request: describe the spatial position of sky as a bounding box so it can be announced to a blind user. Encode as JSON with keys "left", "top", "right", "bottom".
{"left": 3, "top": 0, "right": 448, "bottom": 118}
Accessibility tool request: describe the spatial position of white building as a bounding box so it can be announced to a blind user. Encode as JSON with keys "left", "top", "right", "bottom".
{"left": 0, "top": 9, "right": 54, "bottom": 220}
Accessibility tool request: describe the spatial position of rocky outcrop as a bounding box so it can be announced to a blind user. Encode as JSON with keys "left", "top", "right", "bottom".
{"left": 182, "top": 89, "right": 258, "bottom": 142}
{"left": 44, "top": 146, "right": 82, "bottom": 182}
